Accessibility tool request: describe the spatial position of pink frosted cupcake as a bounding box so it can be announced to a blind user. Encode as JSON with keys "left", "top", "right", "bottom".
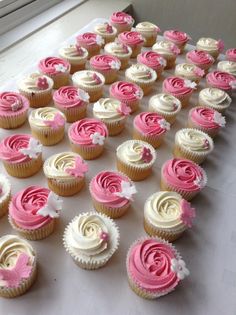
{"left": 53, "top": 86, "right": 89, "bottom": 122}
{"left": 9, "top": 186, "right": 62, "bottom": 240}
{"left": 58, "top": 44, "right": 88, "bottom": 73}
{"left": 109, "top": 81, "right": 143, "bottom": 113}
{"left": 186, "top": 50, "right": 214, "bottom": 73}
{"left": 118, "top": 31, "right": 145, "bottom": 58}
{"left": 188, "top": 107, "right": 226, "bottom": 137}
{"left": 90, "top": 54, "right": 121, "bottom": 84}
{"left": 137, "top": 51, "right": 167, "bottom": 77}
{"left": 109, "top": 11, "right": 134, "bottom": 34}
{"left": 136, "top": 22, "right": 161, "bottom": 47}
{"left": 104, "top": 40, "right": 132, "bottom": 70}
{"left": 0, "top": 134, "right": 42, "bottom": 178}
{"left": 126, "top": 237, "right": 190, "bottom": 299}
{"left": 76, "top": 32, "right": 104, "bottom": 58}
{"left": 94, "top": 22, "right": 117, "bottom": 45}
{"left": 164, "top": 30, "right": 191, "bottom": 53}
{"left": 0, "top": 92, "right": 29, "bottom": 129}
{"left": 133, "top": 112, "right": 170, "bottom": 148}
{"left": 163, "top": 76, "right": 197, "bottom": 107}
{"left": 38, "top": 57, "right": 70, "bottom": 89}
{"left": 89, "top": 171, "right": 137, "bottom": 218}
{"left": 68, "top": 118, "right": 108, "bottom": 160}
{"left": 226, "top": 48, "right": 236, "bottom": 62}
{"left": 161, "top": 158, "right": 207, "bottom": 200}
{"left": 206, "top": 71, "right": 236, "bottom": 95}
{"left": 152, "top": 40, "right": 180, "bottom": 69}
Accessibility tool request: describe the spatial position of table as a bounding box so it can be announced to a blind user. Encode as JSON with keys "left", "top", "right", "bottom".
{"left": 1, "top": 18, "right": 236, "bottom": 315}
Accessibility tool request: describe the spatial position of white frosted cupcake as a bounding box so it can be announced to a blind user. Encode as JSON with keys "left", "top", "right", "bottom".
{"left": 0, "top": 235, "right": 37, "bottom": 298}
{"left": 144, "top": 191, "right": 196, "bottom": 241}
{"left": 63, "top": 212, "right": 119, "bottom": 269}
{"left": 152, "top": 40, "right": 180, "bottom": 69}
{"left": 29, "top": 107, "right": 66, "bottom": 146}
{"left": 136, "top": 22, "right": 161, "bottom": 47}
{"left": 149, "top": 93, "right": 181, "bottom": 124}
{"left": 18, "top": 73, "right": 54, "bottom": 108}
{"left": 196, "top": 37, "right": 224, "bottom": 60}
{"left": 43, "top": 152, "right": 88, "bottom": 196}
{"left": 125, "top": 64, "right": 157, "bottom": 95}
{"left": 104, "top": 41, "right": 132, "bottom": 70}
{"left": 116, "top": 139, "right": 156, "bottom": 181}
{"left": 217, "top": 61, "right": 236, "bottom": 77}
{"left": 93, "top": 98, "right": 130, "bottom": 136}
{"left": 198, "top": 88, "right": 232, "bottom": 113}
{"left": 59, "top": 44, "right": 88, "bottom": 73}
{"left": 173, "top": 128, "right": 214, "bottom": 164}
{"left": 175, "top": 63, "right": 205, "bottom": 83}
{"left": 0, "top": 174, "right": 11, "bottom": 218}
{"left": 94, "top": 22, "right": 117, "bottom": 45}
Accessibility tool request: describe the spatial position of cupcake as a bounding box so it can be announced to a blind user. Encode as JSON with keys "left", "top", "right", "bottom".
{"left": 148, "top": 93, "right": 181, "bottom": 124}
{"left": 133, "top": 112, "right": 170, "bottom": 148}
{"left": 93, "top": 98, "right": 130, "bottom": 136}
{"left": 109, "top": 11, "right": 134, "bottom": 34}
{"left": 89, "top": 171, "right": 136, "bottom": 218}
{"left": 136, "top": 22, "right": 161, "bottom": 47}
{"left": 38, "top": 57, "right": 70, "bottom": 89}
{"left": 198, "top": 87, "right": 232, "bottom": 112}
{"left": 94, "top": 22, "right": 117, "bottom": 45}
{"left": 43, "top": 152, "right": 88, "bottom": 196}
{"left": 76, "top": 32, "right": 104, "bottom": 58}
{"left": 104, "top": 40, "right": 132, "bottom": 70}
{"left": 186, "top": 50, "right": 214, "bottom": 72}
{"left": 226, "top": 48, "right": 236, "bottom": 62}
{"left": 0, "top": 174, "right": 11, "bottom": 218}
{"left": 9, "top": 186, "right": 63, "bottom": 240}
{"left": 63, "top": 212, "right": 119, "bottom": 269}
{"left": 116, "top": 140, "right": 156, "bottom": 181}
{"left": 89, "top": 54, "right": 121, "bottom": 84}
{"left": 109, "top": 81, "right": 143, "bottom": 113}
{"left": 18, "top": 73, "right": 54, "bottom": 108}
{"left": 0, "top": 134, "right": 42, "bottom": 178}
{"left": 175, "top": 63, "right": 205, "bottom": 83}
{"left": 118, "top": 31, "right": 145, "bottom": 58}
{"left": 72, "top": 70, "right": 105, "bottom": 102}
{"left": 29, "top": 107, "right": 66, "bottom": 146}
{"left": 206, "top": 71, "right": 236, "bottom": 95}
{"left": 152, "top": 40, "right": 180, "bottom": 69}
{"left": 58, "top": 44, "right": 88, "bottom": 73}
{"left": 163, "top": 30, "right": 191, "bottom": 53}
{"left": 188, "top": 107, "right": 226, "bottom": 137}
{"left": 217, "top": 61, "right": 236, "bottom": 77}
{"left": 0, "top": 92, "right": 29, "bottom": 129}
{"left": 196, "top": 37, "right": 224, "bottom": 59}
{"left": 0, "top": 235, "right": 37, "bottom": 298}
{"left": 126, "top": 237, "right": 189, "bottom": 299}
{"left": 125, "top": 64, "right": 157, "bottom": 95}
{"left": 161, "top": 158, "right": 207, "bottom": 200}
{"left": 53, "top": 86, "right": 89, "bottom": 122}
{"left": 162, "top": 76, "right": 197, "bottom": 107}
{"left": 173, "top": 128, "right": 214, "bottom": 164}
{"left": 68, "top": 118, "right": 108, "bottom": 160}
{"left": 144, "top": 191, "right": 196, "bottom": 241}
{"left": 137, "top": 51, "right": 167, "bottom": 77}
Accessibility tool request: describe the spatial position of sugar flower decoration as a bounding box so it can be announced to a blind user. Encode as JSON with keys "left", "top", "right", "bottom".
{"left": 204, "top": 139, "right": 209, "bottom": 149}
{"left": 90, "top": 132, "right": 105, "bottom": 145}
{"left": 141, "top": 147, "right": 153, "bottom": 163}
{"left": 37, "top": 192, "right": 63, "bottom": 218}
{"left": 122, "top": 43, "right": 129, "bottom": 53}
{"left": 11, "top": 100, "right": 23, "bottom": 112}
{"left": 92, "top": 73, "right": 102, "bottom": 84}
{"left": 173, "top": 102, "right": 179, "bottom": 111}
{"left": 213, "top": 112, "right": 226, "bottom": 127}
{"left": 184, "top": 79, "right": 197, "bottom": 89}
{"left": 65, "top": 156, "right": 88, "bottom": 178}
{"left": 194, "top": 67, "right": 205, "bottom": 77}
{"left": 171, "top": 258, "right": 190, "bottom": 280}
{"left": 134, "top": 90, "right": 143, "bottom": 99}
{"left": 37, "top": 77, "right": 49, "bottom": 90}
{"left": 115, "top": 180, "right": 137, "bottom": 201}
{"left": 19, "top": 138, "right": 42, "bottom": 159}
{"left": 77, "top": 89, "right": 90, "bottom": 102}
{"left": 229, "top": 80, "right": 236, "bottom": 89}
{"left": 75, "top": 45, "right": 84, "bottom": 56}
{"left": 159, "top": 57, "right": 167, "bottom": 67}
{"left": 180, "top": 199, "right": 196, "bottom": 227}
{"left": 54, "top": 63, "right": 67, "bottom": 73}
{"left": 44, "top": 113, "right": 65, "bottom": 130}
{"left": 159, "top": 118, "right": 170, "bottom": 130}
{"left": 155, "top": 26, "right": 161, "bottom": 32}
{"left": 117, "top": 102, "right": 131, "bottom": 116}
{"left": 0, "top": 253, "right": 32, "bottom": 288}
{"left": 217, "top": 39, "right": 224, "bottom": 52}
{"left": 100, "top": 231, "right": 109, "bottom": 241}
{"left": 105, "top": 23, "right": 113, "bottom": 33}
{"left": 95, "top": 35, "right": 104, "bottom": 46}
{"left": 194, "top": 176, "right": 205, "bottom": 189}
{"left": 171, "top": 44, "right": 180, "bottom": 55}
{"left": 124, "top": 16, "right": 133, "bottom": 24}
{"left": 109, "top": 60, "right": 121, "bottom": 70}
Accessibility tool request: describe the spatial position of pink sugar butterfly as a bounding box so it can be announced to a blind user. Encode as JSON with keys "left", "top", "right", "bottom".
{"left": 44, "top": 113, "right": 65, "bottom": 130}
{"left": 65, "top": 156, "right": 88, "bottom": 178}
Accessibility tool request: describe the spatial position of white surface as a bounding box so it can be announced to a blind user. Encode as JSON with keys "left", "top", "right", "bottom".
{"left": 1, "top": 18, "right": 236, "bottom": 315}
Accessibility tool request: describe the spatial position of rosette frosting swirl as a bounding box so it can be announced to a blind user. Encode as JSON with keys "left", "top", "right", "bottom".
{"left": 53, "top": 86, "right": 88, "bottom": 108}
{"left": 59, "top": 45, "right": 88, "bottom": 58}
{"left": 175, "top": 128, "right": 213, "bottom": 152}
{"left": 186, "top": 50, "right": 214, "bottom": 65}
{"left": 226, "top": 48, "right": 236, "bottom": 62}
{"left": 94, "top": 23, "right": 116, "bottom": 35}
{"left": 206, "top": 71, "right": 235, "bottom": 91}
{"left": 29, "top": 107, "right": 65, "bottom": 127}
{"left": 110, "top": 81, "right": 143, "bottom": 101}
{"left": 38, "top": 57, "right": 70, "bottom": 75}
{"left": 134, "top": 112, "right": 168, "bottom": 135}
{"left": 93, "top": 98, "right": 123, "bottom": 120}
{"left": 149, "top": 93, "right": 181, "bottom": 113}
{"left": 77, "top": 32, "right": 101, "bottom": 46}
{"left": 175, "top": 63, "right": 202, "bottom": 79}
{"left": 136, "top": 22, "right": 160, "bottom": 34}
{"left": 152, "top": 40, "right": 178, "bottom": 57}
{"left": 126, "top": 64, "right": 157, "bottom": 82}
{"left": 90, "top": 54, "right": 121, "bottom": 71}
{"left": 110, "top": 12, "right": 134, "bottom": 25}
{"left": 196, "top": 38, "right": 219, "bottom": 52}
{"left": 137, "top": 51, "right": 166, "bottom": 70}
{"left": 0, "top": 92, "right": 28, "bottom": 114}
{"left": 217, "top": 61, "right": 236, "bottom": 76}
{"left": 118, "top": 31, "right": 144, "bottom": 45}
{"left": 189, "top": 107, "right": 223, "bottom": 129}
{"left": 164, "top": 30, "right": 190, "bottom": 44}
{"left": 163, "top": 76, "right": 194, "bottom": 96}
{"left": 104, "top": 41, "right": 132, "bottom": 57}
{"left": 72, "top": 70, "right": 105, "bottom": 87}
{"left": 199, "top": 88, "right": 232, "bottom": 109}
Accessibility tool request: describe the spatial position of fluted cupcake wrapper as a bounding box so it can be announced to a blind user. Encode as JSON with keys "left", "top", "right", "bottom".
{"left": 142, "top": 34, "right": 158, "bottom": 47}
{"left": 133, "top": 128, "right": 165, "bottom": 149}
{"left": 186, "top": 56, "right": 213, "bottom": 73}
{"left": 70, "top": 142, "right": 105, "bottom": 160}
{"left": 162, "top": 55, "right": 176, "bottom": 69}
{"left": 0, "top": 193, "right": 11, "bottom": 218}
{"left": 116, "top": 157, "right": 153, "bottom": 181}
{"left": 0, "top": 258, "right": 37, "bottom": 298}
{"left": 126, "top": 76, "right": 155, "bottom": 96}
{"left": 18, "top": 88, "right": 53, "bottom": 108}
{"left": 162, "top": 88, "right": 193, "bottom": 108}
{"left": 198, "top": 99, "right": 229, "bottom": 113}
{"left": 96, "top": 33, "right": 117, "bottom": 46}
{"left": 73, "top": 83, "right": 104, "bottom": 102}
{"left": 95, "top": 117, "right": 126, "bottom": 136}
{"left": 47, "top": 176, "right": 85, "bottom": 197}
{"left": 0, "top": 110, "right": 28, "bottom": 129}
{"left": 187, "top": 117, "right": 220, "bottom": 138}
{"left": 110, "top": 23, "right": 132, "bottom": 34}
{"left": 8, "top": 215, "right": 55, "bottom": 241}
{"left": 78, "top": 44, "right": 101, "bottom": 59}
{"left": 41, "top": 72, "right": 70, "bottom": 89}
{"left": 91, "top": 197, "right": 130, "bottom": 219}
{"left": 128, "top": 44, "right": 144, "bottom": 58}
{"left": 30, "top": 125, "right": 65, "bottom": 146}
{"left": 148, "top": 104, "right": 181, "bottom": 125}
{"left": 54, "top": 102, "right": 87, "bottom": 123}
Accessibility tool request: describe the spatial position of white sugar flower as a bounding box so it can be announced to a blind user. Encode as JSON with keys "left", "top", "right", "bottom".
{"left": 11, "top": 100, "right": 22, "bottom": 112}
{"left": 171, "top": 258, "right": 190, "bottom": 280}
{"left": 96, "top": 35, "right": 104, "bottom": 46}
{"left": 54, "top": 64, "right": 67, "bottom": 73}
{"left": 90, "top": 132, "right": 105, "bottom": 145}
{"left": 115, "top": 180, "right": 137, "bottom": 201}
{"left": 159, "top": 58, "right": 167, "bottom": 67}
{"left": 134, "top": 90, "right": 143, "bottom": 99}
{"left": 109, "top": 60, "right": 121, "bottom": 70}
{"left": 37, "top": 192, "right": 62, "bottom": 218}
{"left": 159, "top": 118, "right": 170, "bottom": 130}
{"left": 184, "top": 79, "right": 197, "bottom": 89}
{"left": 77, "top": 89, "right": 90, "bottom": 102}
{"left": 19, "top": 138, "right": 42, "bottom": 159}
{"left": 229, "top": 80, "right": 236, "bottom": 89}
{"left": 213, "top": 112, "right": 226, "bottom": 127}
{"left": 193, "top": 176, "right": 205, "bottom": 189}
